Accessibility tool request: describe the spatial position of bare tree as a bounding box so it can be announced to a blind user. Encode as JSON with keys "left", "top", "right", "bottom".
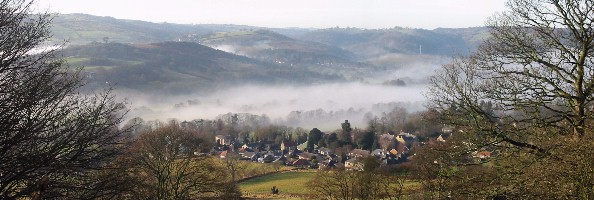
{"left": 127, "top": 124, "right": 239, "bottom": 200}
{"left": 223, "top": 151, "right": 244, "bottom": 182}
{"left": 308, "top": 168, "right": 403, "bottom": 200}
{"left": 428, "top": 0, "right": 594, "bottom": 198}
{"left": 430, "top": 0, "right": 594, "bottom": 143}
{"left": 0, "top": 0, "right": 128, "bottom": 198}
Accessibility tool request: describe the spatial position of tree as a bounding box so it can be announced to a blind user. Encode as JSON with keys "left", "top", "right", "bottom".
{"left": 309, "top": 168, "right": 403, "bottom": 200}
{"left": 340, "top": 120, "right": 353, "bottom": 144}
{"left": 0, "top": 1, "right": 127, "bottom": 198}
{"left": 223, "top": 151, "right": 244, "bottom": 183}
{"left": 428, "top": 0, "right": 594, "bottom": 198}
{"left": 126, "top": 124, "right": 239, "bottom": 199}
{"left": 325, "top": 132, "right": 340, "bottom": 149}
{"left": 356, "top": 131, "right": 375, "bottom": 150}
{"left": 307, "top": 128, "right": 323, "bottom": 152}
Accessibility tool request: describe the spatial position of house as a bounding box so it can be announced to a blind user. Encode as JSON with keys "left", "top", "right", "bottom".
{"left": 238, "top": 147, "right": 254, "bottom": 153}
{"left": 396, "top": 135, "right": 406, "bottom": 144}
{"left": 262, "top": 142, "right": 280, "bottom": 151}
{"left": 242, "top": 142, "right": 274, "bottom": 152}
{"left": 318, "top": 147, "right": 333, "bottom": 156}
{"left": 442, "top": 126, "right": 454, "bottom": 133}
{"left": 287, "top": 149, "right": 303, "bottom": 158}
{"left": 398, "top": 132, "right": 417, "bottom": 140}
{"left": 219, "top": 150, "right": 228, "bottom": 159}
{"left": 437, "top": 134, "right": 448, "bottom": 142}
{"left": 292, "top": 159, "right": 311, "bottom": 168}
{"left": 386, "top": 152, "right": 407, "bottom": 165}
{"left": 281, "top": 140, "right": 298, "bottom": 152}
{"left": 345, "top": 157, "right": 363, "bottom": 171}
{"left": 241, "top": 144, "right": 251, "bottom": 149}
{"left": 215, "top": 135, "right": 229, "bottom": 145}
{"left": 258, "top": 154, "right": 275, "bottom": 163}
{"left": 273, "top": 155, "right": 289, "bottom": 165}
{"left": 476, "top": 151, "right": 492, "bottom": 159}
{"left": 297, "top": 142, "right": 317, "bottom": 151}
{"left": 298, "top": 152, "right": 317, "bottom": 160}
{"left": 242, "top": 152, "right": 261, "bottom": 161}
{"left": 371, "top": 149, "right": 388, "bottom": 159}
{"left": 318, "top": 159, "right": 338, "bottom": 170}
{"left": 389, "top": 149, "right": 398, "bottom": 156}
{"left": 349, "top": 149, "right": 370, "bottom": 158}
{"left": 396, "top": 132, "right": 418, "bottom": 147}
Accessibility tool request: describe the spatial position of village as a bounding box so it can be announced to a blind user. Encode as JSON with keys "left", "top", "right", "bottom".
{"left": 211, "top": 120, "right": 468, "bottom": 171}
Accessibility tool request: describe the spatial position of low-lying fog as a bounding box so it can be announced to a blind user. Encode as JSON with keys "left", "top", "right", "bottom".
{"left": 122, "top": 82, "right": 428, "bottom": 130}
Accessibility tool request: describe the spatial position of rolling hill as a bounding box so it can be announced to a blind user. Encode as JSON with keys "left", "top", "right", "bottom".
{"left": 192, "top": 29, "right": 377, "bottom": 79}
{"left": 297, "top": 27, "right": 483, "bottom": 59}
{"left": 50, "top": 14, "right": 263, "bottom": 45}
{"left": 61, "top": 42, "right": 343, "bottom": 94}
{"left": 49, "top": 14, "right": 492, "bottom": 93}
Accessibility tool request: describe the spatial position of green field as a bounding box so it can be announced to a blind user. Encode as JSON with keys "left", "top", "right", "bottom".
{"left": 240, "top": 171, "right": 316, "bottom": 199}
{"left": 240, "top": 170, "right": 424, "bottom": 199}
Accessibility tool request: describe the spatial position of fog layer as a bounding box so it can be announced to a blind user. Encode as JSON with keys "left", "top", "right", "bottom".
{"left": 124, "top": 82, "right": 427, "bottom": 130}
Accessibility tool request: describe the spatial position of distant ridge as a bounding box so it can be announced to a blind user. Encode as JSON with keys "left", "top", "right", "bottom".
{"left": 51, "top": 14, "right": 492, "bottom": 94}
{"left": 51, "top": 14, "right": 489, "bottom": 58}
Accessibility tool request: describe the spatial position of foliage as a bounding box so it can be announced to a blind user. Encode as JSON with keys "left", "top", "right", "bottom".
{"left": 0, "top": 0, "right": 127, "bottom": 198}
{"left": 120, "top": 124, "right": 240, "bottom": 199}
{"left": 308, "top": 168, "right": 404, "bottom": 200}
{"left": 307, "top": 128, "right": 324, "bottom": 152}
{"left": 426, "top": 0, "right": 594, "bottom": 198}
{"left": 356, "top": 131, "right": 376, "bottom": 150}
{"left": 223, "top": 151, "right": 243, "bottom": 182}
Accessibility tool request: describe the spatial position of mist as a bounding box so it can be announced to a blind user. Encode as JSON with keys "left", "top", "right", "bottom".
{"left": 122, "top": 82, "right": 428, "bottom": 130}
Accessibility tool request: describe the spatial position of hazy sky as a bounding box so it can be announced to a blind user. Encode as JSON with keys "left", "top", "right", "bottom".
{"left": 36, "top": 0, "right": 507, "bottom": 29}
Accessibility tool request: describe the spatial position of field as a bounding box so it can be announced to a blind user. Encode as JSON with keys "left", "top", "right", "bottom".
{"left": 239, "top": 169, "right": 425, "bottom": 199}
{"left": 240, "top": 170, "right": 316, "bottom": 199}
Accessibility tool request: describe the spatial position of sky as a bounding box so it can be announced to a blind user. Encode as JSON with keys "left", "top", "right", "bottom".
{"left": 35, "top": 0, "right": 507, "bottom": 29}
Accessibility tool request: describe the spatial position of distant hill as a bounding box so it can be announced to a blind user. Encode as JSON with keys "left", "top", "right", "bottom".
{"left": 61, "top": 42, "right": 343, "bottom": 94}
{"left": 51, "top": 14, "right": 489, "bottom": 58}
{"left": 298, "top": 27, "right": 489, "bottom": 59}
{"left": 432, "top": 27, "right": 491, "bottom": 50}
{"left": 50, "top": 14, "right": 263, "bottom": 45}
{"left": 192, "top": 29, "right": 377, "bottom": 80}
{"left": 196, "top": 29, "right": 355, "bottom": 61}
{"left": 49, "top": 14, "right": 493, "bottom": 92}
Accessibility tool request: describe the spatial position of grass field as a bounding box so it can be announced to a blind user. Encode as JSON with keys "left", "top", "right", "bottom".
{"left": 240, "top": 170, "right": 316, "bottom": 199}
{"left": 239, "top": 169, "right": 425, "bottom": 199}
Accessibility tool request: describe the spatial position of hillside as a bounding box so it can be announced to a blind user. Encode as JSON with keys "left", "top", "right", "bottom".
{"left": 51, "top": 14, "right": 489, "bottom": 58}
{"left": 192, "top": 29, "right": 376, "bottom": 79}
{"left": 50, "top": 14, "right": 262, "bottom": 45}
{"left": 49, "top": 14, "right": 493, "bottom": 92}
{"left": 61, "top": 42, "right": 343, "bottom": 94}
{"left": 298, "top": 27, "right": 488, "bottom": 58}
{"left": 197, "top": 29, "right": 355, "bottom": 62}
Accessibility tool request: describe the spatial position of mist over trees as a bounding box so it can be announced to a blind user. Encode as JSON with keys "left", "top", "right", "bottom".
{"left": 425, "top": 0, "right": 594, "bottom": 198}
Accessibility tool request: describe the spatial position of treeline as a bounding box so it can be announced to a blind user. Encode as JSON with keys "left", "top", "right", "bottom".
{"left": 125, "top": 105, "right": 442, "bottom": 154}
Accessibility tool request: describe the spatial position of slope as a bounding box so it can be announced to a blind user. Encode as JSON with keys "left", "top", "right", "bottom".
{"left": 298, "top": 27, "right": 487, "bottom": 58}
{"left": 61, "top": 42, "right": 343, "bottom": 94}
{"left": 193, "top": 29, "right": 375, "bottom": 80}
{"left": 50, "top": 14, "right": 261, "bottom": 45}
